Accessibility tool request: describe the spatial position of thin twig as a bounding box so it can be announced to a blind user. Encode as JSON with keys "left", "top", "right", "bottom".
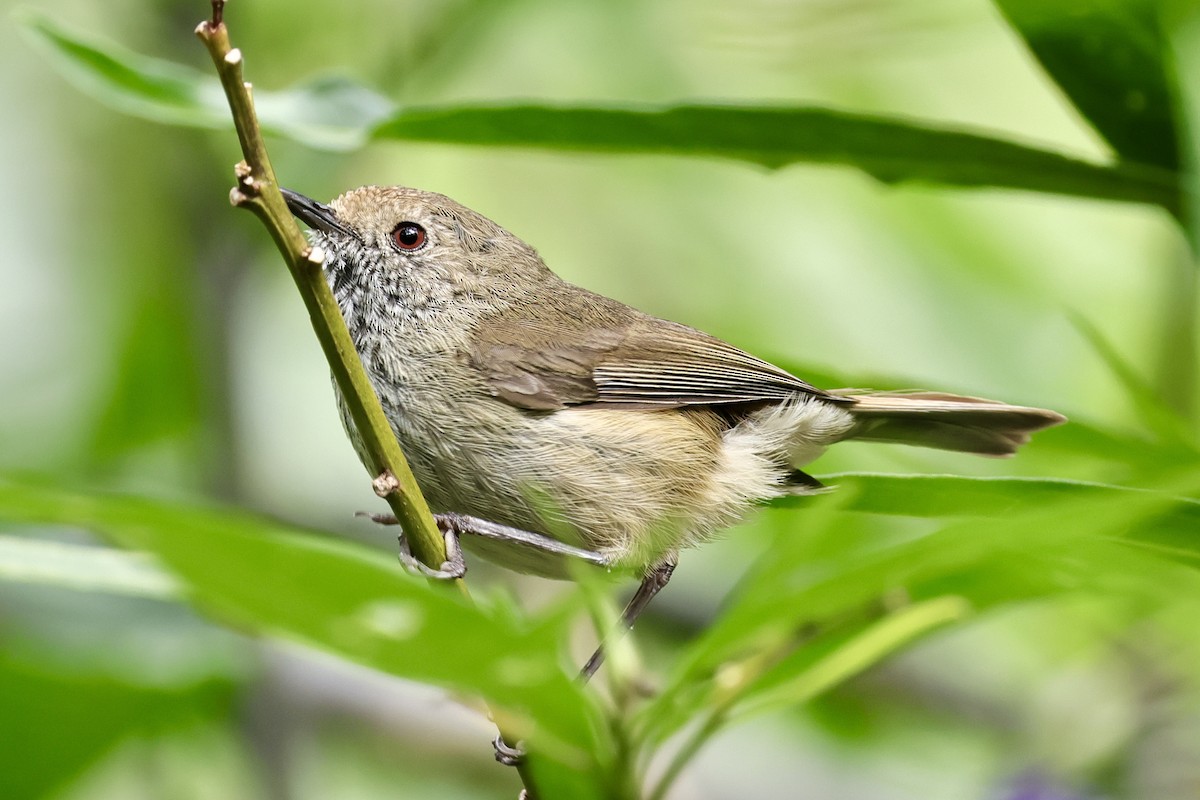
{"left": 193, "top": 10, "right": 446, "bottom": 578}
{"left": 194, "top": 3, "right": 538, "bottom": 795}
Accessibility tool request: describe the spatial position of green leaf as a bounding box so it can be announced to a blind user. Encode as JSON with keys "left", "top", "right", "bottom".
{"left": 736, "top": 595, "right": 968, "bottom": 720}
{"left": 645, "top": 595, "right": 967, "bottom": 800}
{"left": 778, "top": 473, "right": 1200, "bottom": 559}
{"left": 0, "top": 649, "right": 237, "bottom": 800}
{"left": 993, "top": 0, "right": 1177, "bottom": 169}
{"left": 17, "top": 11, "right": 394, "bottom": 150}
{"left": 0, "top": 476, "right": 611, "bottom": 786}
{"left": 640, "top": 472, "right": 1200, "bottom": 745}
{"left": 777, "top": 471, "right": 1195, "bottom": 517}
{"left": 373, "top": 104, "right": 1179, "bottom": 211}
{"left": 19, "top": 10, "right": 1179, "bottom": 211}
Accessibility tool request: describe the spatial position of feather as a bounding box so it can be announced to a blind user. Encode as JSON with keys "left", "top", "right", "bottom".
{"left": 469, "top": 285, "right": 840, "bottom": 411}
{"left": 838, "top": 390, "right": 1067, "bottom": 456}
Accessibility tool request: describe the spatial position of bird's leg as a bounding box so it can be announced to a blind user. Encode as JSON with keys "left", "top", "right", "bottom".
{"left": 580, "top": 559, "right": 677, "bottom": 681}
{"left": 436, "top": 512, "right": 611, "bottom": 566}
{"left": 362, "top": 511, "right": 610, "bottom": 569}
{"left": 364, "top": 511, "right": 675, "bottom": 682}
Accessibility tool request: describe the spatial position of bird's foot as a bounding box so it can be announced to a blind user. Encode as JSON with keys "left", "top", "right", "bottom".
{"left": 493, "top": 735, "right": 526, "bottom": 767}
{"left": 398, "top": 522, "right": 466, "bottom": 580}
{"left": 360, "top": 512, "right": 466, "bottom": 579}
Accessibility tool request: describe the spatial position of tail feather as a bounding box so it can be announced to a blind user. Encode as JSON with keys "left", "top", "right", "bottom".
{"left": 835, "top": 390, "right": 1066, "bottom": 457}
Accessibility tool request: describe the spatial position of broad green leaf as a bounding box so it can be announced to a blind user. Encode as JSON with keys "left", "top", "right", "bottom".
{"left": 19, "top": 10, "right": 1179, "bottom": 211}
{"left": 374, "top": 104, "right": 1179, "bottom": 211}
{"left": 778, "top": 473, "right": 1200, "bottom": 558}
{"left": 0, "top": 476, "right": 611, "bottom": 791}
{"left": 994, "top": 0, "right": 1177, "bottom": 170}
{"left": 18, "top": 11, "right": 394, "bottom": 150}
{"left": 0, "top": 650, "right": 237, "bottom": 800}
{"left": 777, "top": 471, "right": 1197, "bottom": 516}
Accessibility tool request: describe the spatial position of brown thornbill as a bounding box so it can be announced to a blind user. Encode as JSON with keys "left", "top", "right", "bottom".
{"left": 283, "top": 185, "right": 1065, "bottom": 678}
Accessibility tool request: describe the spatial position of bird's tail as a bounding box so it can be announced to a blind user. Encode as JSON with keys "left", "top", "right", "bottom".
{"left": 834, "top": 390, "right": 1066, "bottom": 457}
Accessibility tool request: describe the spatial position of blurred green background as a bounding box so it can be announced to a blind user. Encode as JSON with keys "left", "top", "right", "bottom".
{"left": 2, "top": 0, "right": 1199, "bottom": 798}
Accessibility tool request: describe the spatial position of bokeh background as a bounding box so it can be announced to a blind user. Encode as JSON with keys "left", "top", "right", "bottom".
{"left": 2, "top": 1, "right": 1198, "bottom": 798}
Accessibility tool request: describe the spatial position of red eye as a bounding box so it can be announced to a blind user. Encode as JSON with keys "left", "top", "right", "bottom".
{"left": 391, "top": 222, "right": 426, "bottom": 251}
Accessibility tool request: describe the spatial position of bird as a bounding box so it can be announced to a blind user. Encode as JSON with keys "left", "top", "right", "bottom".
{"left": 282, "top": 184, "right": 1065, "bottom": 678}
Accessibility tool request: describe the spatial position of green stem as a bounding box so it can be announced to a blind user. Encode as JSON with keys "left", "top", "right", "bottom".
{"left": 193, "top": 8, "right": 538, "bottom": 796}
{"left": 647, "top": 711, "right": 723, "bottom": 800}
{"left": 1165, "top": 5, "right": 1200, "bottom": 428}
{"left": 1155, "top": 251, "right": 1197, "bottom": 422}
{"left": 730, "top": 595, "right": 969, "bottom": 723}
{"left": 193, "top": 18, "right": 445, "bottom": 573}
{"left": 644, "top": 640, "right": 783, "bottom": 800}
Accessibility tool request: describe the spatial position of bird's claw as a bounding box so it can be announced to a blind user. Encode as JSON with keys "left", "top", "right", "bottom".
{"left": 397, "top": 528, "right": 466, "bottom": 580}
{"left": 493, "top": 735, "right": 526, "bottom": 766}
{"left": 358, "top": 511, "right": 467, "bottom": 579}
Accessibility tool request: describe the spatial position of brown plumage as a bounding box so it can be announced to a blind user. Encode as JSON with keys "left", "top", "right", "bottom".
{"left": 283, "top": 184, "right": 1065, "bottom": 674}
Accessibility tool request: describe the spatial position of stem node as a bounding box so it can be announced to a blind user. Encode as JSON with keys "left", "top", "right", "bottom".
{"left": 373, "top": 470, "right": 401, "bottom": 498}
{"left": 228, "top": 186, "right": 251, "bottom": 207}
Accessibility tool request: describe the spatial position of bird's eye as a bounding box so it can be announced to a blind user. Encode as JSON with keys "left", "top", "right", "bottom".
{"left": 391, "top": 222, "right": 427, "bottom": 251}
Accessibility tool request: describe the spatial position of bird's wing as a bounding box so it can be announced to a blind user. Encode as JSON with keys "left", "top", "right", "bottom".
{"left": 467, "top": 290, "right": 838, "bottom": 411}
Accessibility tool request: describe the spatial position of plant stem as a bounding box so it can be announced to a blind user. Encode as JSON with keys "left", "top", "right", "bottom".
{"left": 193, "top": 16, "right": 446, "bottom": 577}
{"left": 193, "top": 5, "right": 538, "bottom": 796}
{"left": 1155, "top": 250, "right": 1197, "bottom": 422}
{"left": 646, "top": 710, "right": 722, "bottom": 800}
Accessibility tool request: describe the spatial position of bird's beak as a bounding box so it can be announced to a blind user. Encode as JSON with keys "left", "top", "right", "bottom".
{"left": 280, "top": 188, "right": 355, "bottom": 237}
